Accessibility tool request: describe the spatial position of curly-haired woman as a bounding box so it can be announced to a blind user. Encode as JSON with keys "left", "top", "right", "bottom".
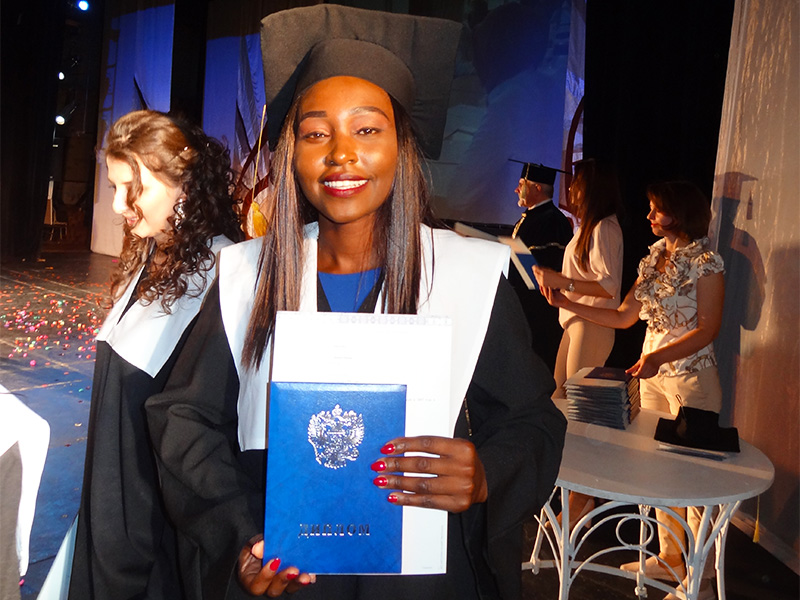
{"left": 68, "top": 110, "right": 243, "bottom": 600}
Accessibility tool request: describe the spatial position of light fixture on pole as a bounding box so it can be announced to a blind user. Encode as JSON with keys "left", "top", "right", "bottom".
{"left": 55, "top": 100, "right": 77, "bottom": 126}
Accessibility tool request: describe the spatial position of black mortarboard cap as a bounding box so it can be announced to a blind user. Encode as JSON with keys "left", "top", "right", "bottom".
{"left": 260, "top": 5, "right": 462, "bottom": 159}
{"left": 654, "top": 407, "right": 740, "bottom": 453}
{"left": 509, "top": 159, "right": 567, "bottom": 185}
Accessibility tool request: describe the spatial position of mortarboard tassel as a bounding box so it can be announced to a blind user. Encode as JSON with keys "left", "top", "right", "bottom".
{"left": 753, "top": 495, "right": 761, "bottom": 543}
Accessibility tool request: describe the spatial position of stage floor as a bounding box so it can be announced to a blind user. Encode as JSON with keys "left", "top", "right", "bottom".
{"left": 1, "top": 250, "right": 796, "bottom": 599}
{"left": 1, "top": 250, "right": 114, "bottom": 597}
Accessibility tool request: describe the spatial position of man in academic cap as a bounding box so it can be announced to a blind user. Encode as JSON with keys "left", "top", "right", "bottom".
{"left": 509, "top": 162, "right": 574, "bottom": 372}
{"left": 511, "top": 162, "right": 573, "bottom": 270}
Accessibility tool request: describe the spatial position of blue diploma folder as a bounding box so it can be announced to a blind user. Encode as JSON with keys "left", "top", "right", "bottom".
{"left": 264, "top": 382, "right": 407, "bottom": 573}
{"left": 513, "top": 253, "right": 539, "bottom": 290}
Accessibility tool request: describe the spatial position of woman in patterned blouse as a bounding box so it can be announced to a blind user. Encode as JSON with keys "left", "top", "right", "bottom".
{"left": 539, "top": 180, "right": 725, "bottom": 600}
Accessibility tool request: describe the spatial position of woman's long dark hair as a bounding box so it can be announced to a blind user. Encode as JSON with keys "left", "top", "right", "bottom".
{"left": 242, "top": 96, "right": 435, "bottom": 368}
{"left": 105, "top": 110, "right": 243, "bottom": 312}
{"left": 571, "top": 158, "right": 623, "bottom": 271}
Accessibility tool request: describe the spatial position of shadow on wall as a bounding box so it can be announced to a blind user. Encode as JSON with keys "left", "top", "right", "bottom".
{"left": 713, "top": 171, "right": 766, "bottom": 427}
{"left": 737, "top": 240, "right": 800, "bottom": 558}
{"left": 759, "top": 239, "right": 800, "bottom": 525}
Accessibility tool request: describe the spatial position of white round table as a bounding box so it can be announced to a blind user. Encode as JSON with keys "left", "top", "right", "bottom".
{"left": 524, "top": 401, "right": 774, "bottom": 600}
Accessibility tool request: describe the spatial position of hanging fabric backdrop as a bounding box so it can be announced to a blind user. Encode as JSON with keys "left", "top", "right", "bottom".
{"left": 709, "top": 0, "right": 799, "bottom": 568}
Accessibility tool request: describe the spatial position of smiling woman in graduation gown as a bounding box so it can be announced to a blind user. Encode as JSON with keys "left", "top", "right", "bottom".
{"left": 68, "top": 111, "right": 242, "bottom": 600}
{"left": 145, "top": 6, "right": 566, "bottom": 600}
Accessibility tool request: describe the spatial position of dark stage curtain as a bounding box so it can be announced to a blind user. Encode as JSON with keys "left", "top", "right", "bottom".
{"left": 583, "top": 0, "right": 735, "bottom": 368}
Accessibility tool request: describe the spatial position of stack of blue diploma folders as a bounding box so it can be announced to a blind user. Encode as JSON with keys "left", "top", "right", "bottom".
{"left": 563, "top": 367, "right": 640, "bottom": 429}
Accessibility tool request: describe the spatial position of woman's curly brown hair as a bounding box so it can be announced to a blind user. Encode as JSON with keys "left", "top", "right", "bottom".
{"left": 104, "top": 110, "right": 243, "bottom": 311}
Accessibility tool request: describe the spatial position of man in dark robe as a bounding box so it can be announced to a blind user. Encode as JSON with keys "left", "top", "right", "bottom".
{"left": 508, "top": 162, "right": 574, "bottom": 372}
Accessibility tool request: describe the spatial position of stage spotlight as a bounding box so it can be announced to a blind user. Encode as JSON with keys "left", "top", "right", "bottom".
{"left": 58, "top": 71, "right": 65, "bottom": 80}
{"left": 55, "top": 101, "right": 77, "bottom": 126}
{"left": 77, "top": 1, "right": 89, "bottom": 10}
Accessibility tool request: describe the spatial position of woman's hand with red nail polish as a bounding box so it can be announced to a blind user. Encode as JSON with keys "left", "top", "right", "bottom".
{"left": 237, "top": 534, "right": 316, "bottom": 595}
{"left": 374, "top": 436, "right": 488, "bottom": 513}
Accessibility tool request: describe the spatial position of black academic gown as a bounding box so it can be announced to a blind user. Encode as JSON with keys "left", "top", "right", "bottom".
{"left": 68, "top": 236, "right": 232, "bottom": 600}
{"left": 68, "top": 331, "right": 191, "bottom": 600}
{"left": 512, "top": 201, "right": 573, "bottom": 272}
{"left": 510, "top": 201, "right": 574, "bottom": 372}
{"left": 146, "top": 277, "right": 566, "bottom": 600}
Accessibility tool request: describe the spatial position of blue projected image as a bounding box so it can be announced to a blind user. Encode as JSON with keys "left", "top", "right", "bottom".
{"left": 429, "top": 0, "right": 584, "bottom": 226}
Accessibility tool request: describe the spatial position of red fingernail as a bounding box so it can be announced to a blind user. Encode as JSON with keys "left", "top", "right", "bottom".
{"left": 371, "top": 460, "right": 386, "bottom": 472}
{"left": 380, "top": 443, "right": 395, "bottom": 454}
{"left": 373, "top": 476, "right": 388, "bottom": 487}
{"left": 286, "top": 572, "right": 298, "bottom": 580}
{"left": 388, "top": 494, "right": 399, "bottom": 503}
{"left": 301, "top": 580, "right": 311, "bottom": 586}
{"left": 268, "top": 558, "right": 281, "bottom": 571}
